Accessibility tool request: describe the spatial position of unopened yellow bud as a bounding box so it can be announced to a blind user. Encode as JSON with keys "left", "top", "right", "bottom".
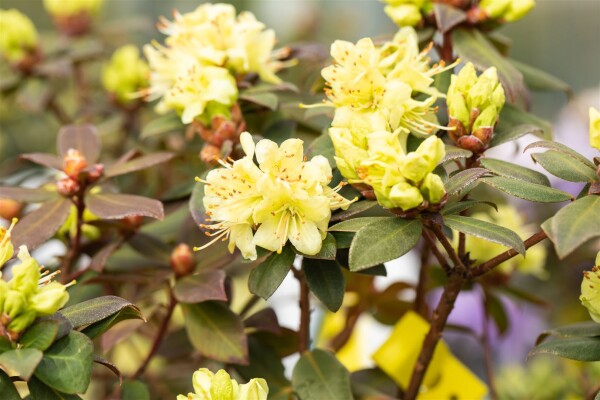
{"left": 102, "top": 45, "right": 149, "bottom": 105}
{"left": 4, "top": 290, "right": 27, "bottom": 319}
{"left": 479, "top": 0, "right": 535, "bottom": 22}
{"left": 43, "top": 0, "right": 103, "bottom": 17}
{"left": 384, "top": 4, "right": 422, "bottom": 27}
{"left": 420, "top": 173, "right": 445, "bottom": 204}
{"left": 416, "top": 136, "right": 446, "bottom": 172}
{"left": 7, "top": 309, "right": 36, "bottom": 333}
{"left": 503, "top": 0, "right": 536, "bottom": 22}
{"left": 0, "top": 280, "right": 8, "bottom": 312}
{"left": 0, "top": 9, "right": 38, "bottom": 63}
{"left": 387, "top": 181, "right": 424, "bottom": 210}
{"left": 590, "top": 107, "right": 600, "bottom": 151}
{"left": 29, "top": 281, "right": 70, "bottom": 316}
{"left": 8, "top": 246, "right": 40, "bottom": 296}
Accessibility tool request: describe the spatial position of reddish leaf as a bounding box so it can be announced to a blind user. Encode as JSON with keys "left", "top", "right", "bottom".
{"left": 89, "top": 241, "right": 122, "bottom": 272}
{"left": 104, "top": 152, "right": 175, "bottom": 178}
{"left": 57, "top": 124, "right": 101, "bottom": 163}
{"left": 0, "top": 187, "right": 58, "bottom": 203}
{"left": 244, "top": 308, "right": 282, "bottom": 335}
{"left": 11, "top": 198, "right": 71, "bottom": 250}
{"left": 20, "top": 153, "right": 62, "bottom": 170}
{"left": 86, "top": 193, "right": 164, "bottom": 220}
{"left": 173, "top": 270, "right": 227, "bottom": 303}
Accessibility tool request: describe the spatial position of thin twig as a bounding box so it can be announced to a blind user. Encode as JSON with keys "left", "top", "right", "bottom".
{"left": 422, "top": 228, "right": 451, "bottom": 274}
{"left": 328, "top": 304, "right": 363, "bottom": 352}
{"left": 47, "top": 96, "right": 72, "bottom": 125}
{"left": 426, "top": 221, "right": 467, "bottom": 273}
{"left": 292, "top": 266, "right": 311, "bottom": 354}
{"left": 481, "top": 300, "right": 498, "bottom": 400}
{"left": 470, "top": 231, "right": 547, "bottom": 278}
{"left": 133, "top": 289, "right": 177, "bottom": 379}
{"left": 239, "top": 294, "right": 260, "bottom": 318}
{"left": 61, "top": 194, "right": 85, "bottom": 282}
{"left": 414, "top": 239, "right": 430, "bottom": 318}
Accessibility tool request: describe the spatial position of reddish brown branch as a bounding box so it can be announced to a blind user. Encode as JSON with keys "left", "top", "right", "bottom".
{"left": 414, "top": 239, "right": 431, "bottom": 318}
{"left": 293, "top": 267, "right": 311, "bottom": 354}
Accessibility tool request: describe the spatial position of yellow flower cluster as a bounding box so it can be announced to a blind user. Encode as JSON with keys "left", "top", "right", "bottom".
{"left": 581, "top": 252, "right": 600, "bottom": 323}
{"left": 178, "top": 368, "right": 268, "bottom": 400}
{"left": 0, "top": 9, "right": 38, "bottom": 63}
{"left": 0, "top": 220, "right": 72, "bottom": 339}
{"left": 102, "top": 45, "right": 150, "bottom": 105}
{"left": 454, "top": 204, "right": 547, "bottom": 278}
{"left": 196, "top": 132, "right": 355, "bottom": 260}
{"left": 381, "top": 0, "right": 432, "bottom": 27}
{"left": 479, "top": 0, "right": 535, "bottom": 22}
{"left": 43, "top": 0, "right": 103, "bottom": 17}
{"left": 144, "top": 3, "right": 285, "bottom": 124}
{"left": 590, "top": 107, "right": 600, "bottom": 151}
{"left": 322, "top": 27, "right": 450, "bottom": 211}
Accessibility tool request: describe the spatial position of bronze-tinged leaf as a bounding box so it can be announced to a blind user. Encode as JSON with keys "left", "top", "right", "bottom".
{"left": 11, "top": 198, "right": 72, "bottom": 250}
{"left": 0, "top": 187, "right": 58, "bottom": 203}
{"left": 433, "top": 4, "right": 467, "bottom": 33}
{"left": 20, "top": 153, "right": 62, "bottom": 170}
{"left": 173, "top": 270, "right": 228, "bottom": 303}
{"left": 87, "top": 193, "right": 164, "bottom": 220}
{"left": 104, "top": 152, "right": 175, "bottom": 178}
{"left": 57, "top": 124, "right": 101, "bottom": 163}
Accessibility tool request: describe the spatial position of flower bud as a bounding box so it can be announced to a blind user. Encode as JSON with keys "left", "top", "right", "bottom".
{"left": 0, "top": 9, "right": 39, "bottom": 64}
{"left": 479, "top": 0, "right": 535, "bottom": 22}
{"left": 447, "top": 63, "right": 505, "bottom": 152}
{"left": 56, "top": 178, "right": 81, "bottom": 197}
{"left": 7, "top": 309, "right": 36, "bottom": 333}
{"left": 4, "top": 290, "right": 27, "bottom": 319}
{"left": 0, "top": 280, "right": 9, "bottom": 312}
{"left": 85, "top": 163, "right": 104, "bottom": 183}
{"left": 121, "top": 215, "right": 144, "bottom": 231}
{"left": 170, "top": 244, "right": 195, "bottom": 277}
{"left": 387, "top": 181, "right": 424, "bottom": 211}
{"left": 63, "top": 149, "right": 88, "bottom": 179}
{"left": 0, "top": 199, "right": 21, "bottom": 221}
{"left": 29, "top": 281, "right": 69, "bottom": 316}
{"left": 420, "top": 173, "right": 445, "bottom": 204}
{"left": 384, "top": 4, "right": 423, "bottom": 28}
{"left": 590, "top": 107, "right": 600, "bottom": 151}
{"left": 8, "top": 247, "right": 41, "bottom": 296}
{"left": 238, "top": 378, "right": 269, "bottom": 400}
{"left": 102, "top": 45, "right": 149, "bottom": 105}
{"left": 0, "top": 218, "right": 17, "bottom": 267}
{"left": 415, "top": 136, "right": 446, "bottom": 172}
{"left": 44, "top": 0, "right": 103, "bottom": 36}
{"left": 581, "top": 256, "right": 600, "bottom": 323}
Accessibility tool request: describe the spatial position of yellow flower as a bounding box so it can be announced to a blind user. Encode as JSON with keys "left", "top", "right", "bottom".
{"left": 581, "top": 252, "right": 600, "bottom": 323}
{"left": 590, "top": 107, "right": 600, "bottom": 151}
{"left": 381, "top": 0, "right": 430, "bottom": 27}
{"left": 373, "top": 311, "right": 488, "bottom": 398}
{"left": 196, "top": 132, "right": 355, "bottom": 260}
{"left": 455, "top": 204, "right": 547, "bottom": 278}
{"left": 0, "top": 9, "right": 38, "bottom": 63}
{"left": 43, "top": 0, "right": 103, "bottom": 17}
{"left": 0, "top": 218, "right": 17, "bottom": 267}
{"left": 102, "top": 45, "right": 149, "bottom": 104}
{"left": 177, "top": 368, "right": 268, "bottom": 400}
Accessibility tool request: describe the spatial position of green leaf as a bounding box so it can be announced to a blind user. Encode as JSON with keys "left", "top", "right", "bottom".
{"left": 542, "top": 196, "right": 600, "bottom": 259}
{"left": 525, "top": 140, "right": 596, "bottom": 170}
{"left": 121, "top": 380, "right": 150, "bottom": 400}
{"left": 484, "top": 291, "right": 509, "bottom": 334}
{"left": 442, "top": 200, "right": 498, "bottom": 216}
{"left": 349, "top": 218, "right": 422, "bottom": 271}
{"left": 292, "top": 349, "right": 353, "bottom": 400}
{"left": 173, "top": 270, "right": 228, "bottom": 303}
{"left": 93, "top": 355, "right": 122, "bottom": 385}
{"left": 181, "top": 302, "right": 248, "bottom": 364}
{"left": 495, "top": 105, "right": 553, "bottom": 144}
{"left": 452, "top": 28, "right": 526, "bottom": 102}
{"left": 20, "top": 319, "right": 60, "bottom": 351}
{"left": 240, "top": 92, "right": 279, "bottom": 110}
{"left": 104, "top": 152, "right": 175, "bottom": 178}
{"left": 303, "top": 259, "right": 345, "bottom": 312}
{"left": 34, "top": 331, "right": 93, "bottom": 394}
{"left": 440, "top": 146, "right": 473, "bottom": 165}
{"left": 140, "top": 113, "right": 182, "bottom": 139}
{"left": 445, "top": 168, "right": 488, "bottom": 197}
{"left": 235, "top": 336, "right": 290, "bottom": 396}
{"left": 28, "top": 377, "right": 83, "bottom": 399}
{"left": 0, "top": 369, "right": 20, "bottom": 400}
{"left": 480, "top": 176, "right": 573, "bottom": 203}
{"left": 0, "top": 348, "right": 43, "bottom": 380}
{"left": 480, "top": 158, "right": 550, "bottom": 186}
{"left": 330, "top": 217, "right": 391, "bottom": 232}
{"left": 490, "top": 123, "right": 545, "bottom": 148}
{"left": 538, "top": 322, "right": 600, "bottom": 345}
{"left": 529, "top": 336, "right": 600, "bottom": 362}
{"left": 531, "top": 151, "right": 598, "bottom": 182}
{"left": 87, "top": 193, "right": 164, "bottom": 220}
{"left": 299, "top": 234, "right": 337, "bottom": 260}
{"left": 510, "top": 59, "right": 572, "bottom": 96}
{"left": 81, "top": 305, "right": 146, "bottom": 340}
{"left": 331, "top": 232, "right": 354, "bottom": 249}
{"left": 433, "top": 4, "right": 467, "bottom": 33}
{"left": 444, "top": 215, "right": 525, "bottom": 255}
{"left": 61, "top": 296, "right": 144, "bottom": 329}
{"left": 263, "top": 120, "right": 296, "bottom": 143}
{"left": 57, "top": 124, "right": 101, "bottom": 163}
{"left": 248, "top": 246, "right": 295, "bottom": 300}
{"left": 306, "top": 132, "right": 335, "bottom": 166}
{"left": 330, "top": 201, "right": 377, "bottom": 223}
{"left": 11, "top": 198, "right": 71, "bottom": 251}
